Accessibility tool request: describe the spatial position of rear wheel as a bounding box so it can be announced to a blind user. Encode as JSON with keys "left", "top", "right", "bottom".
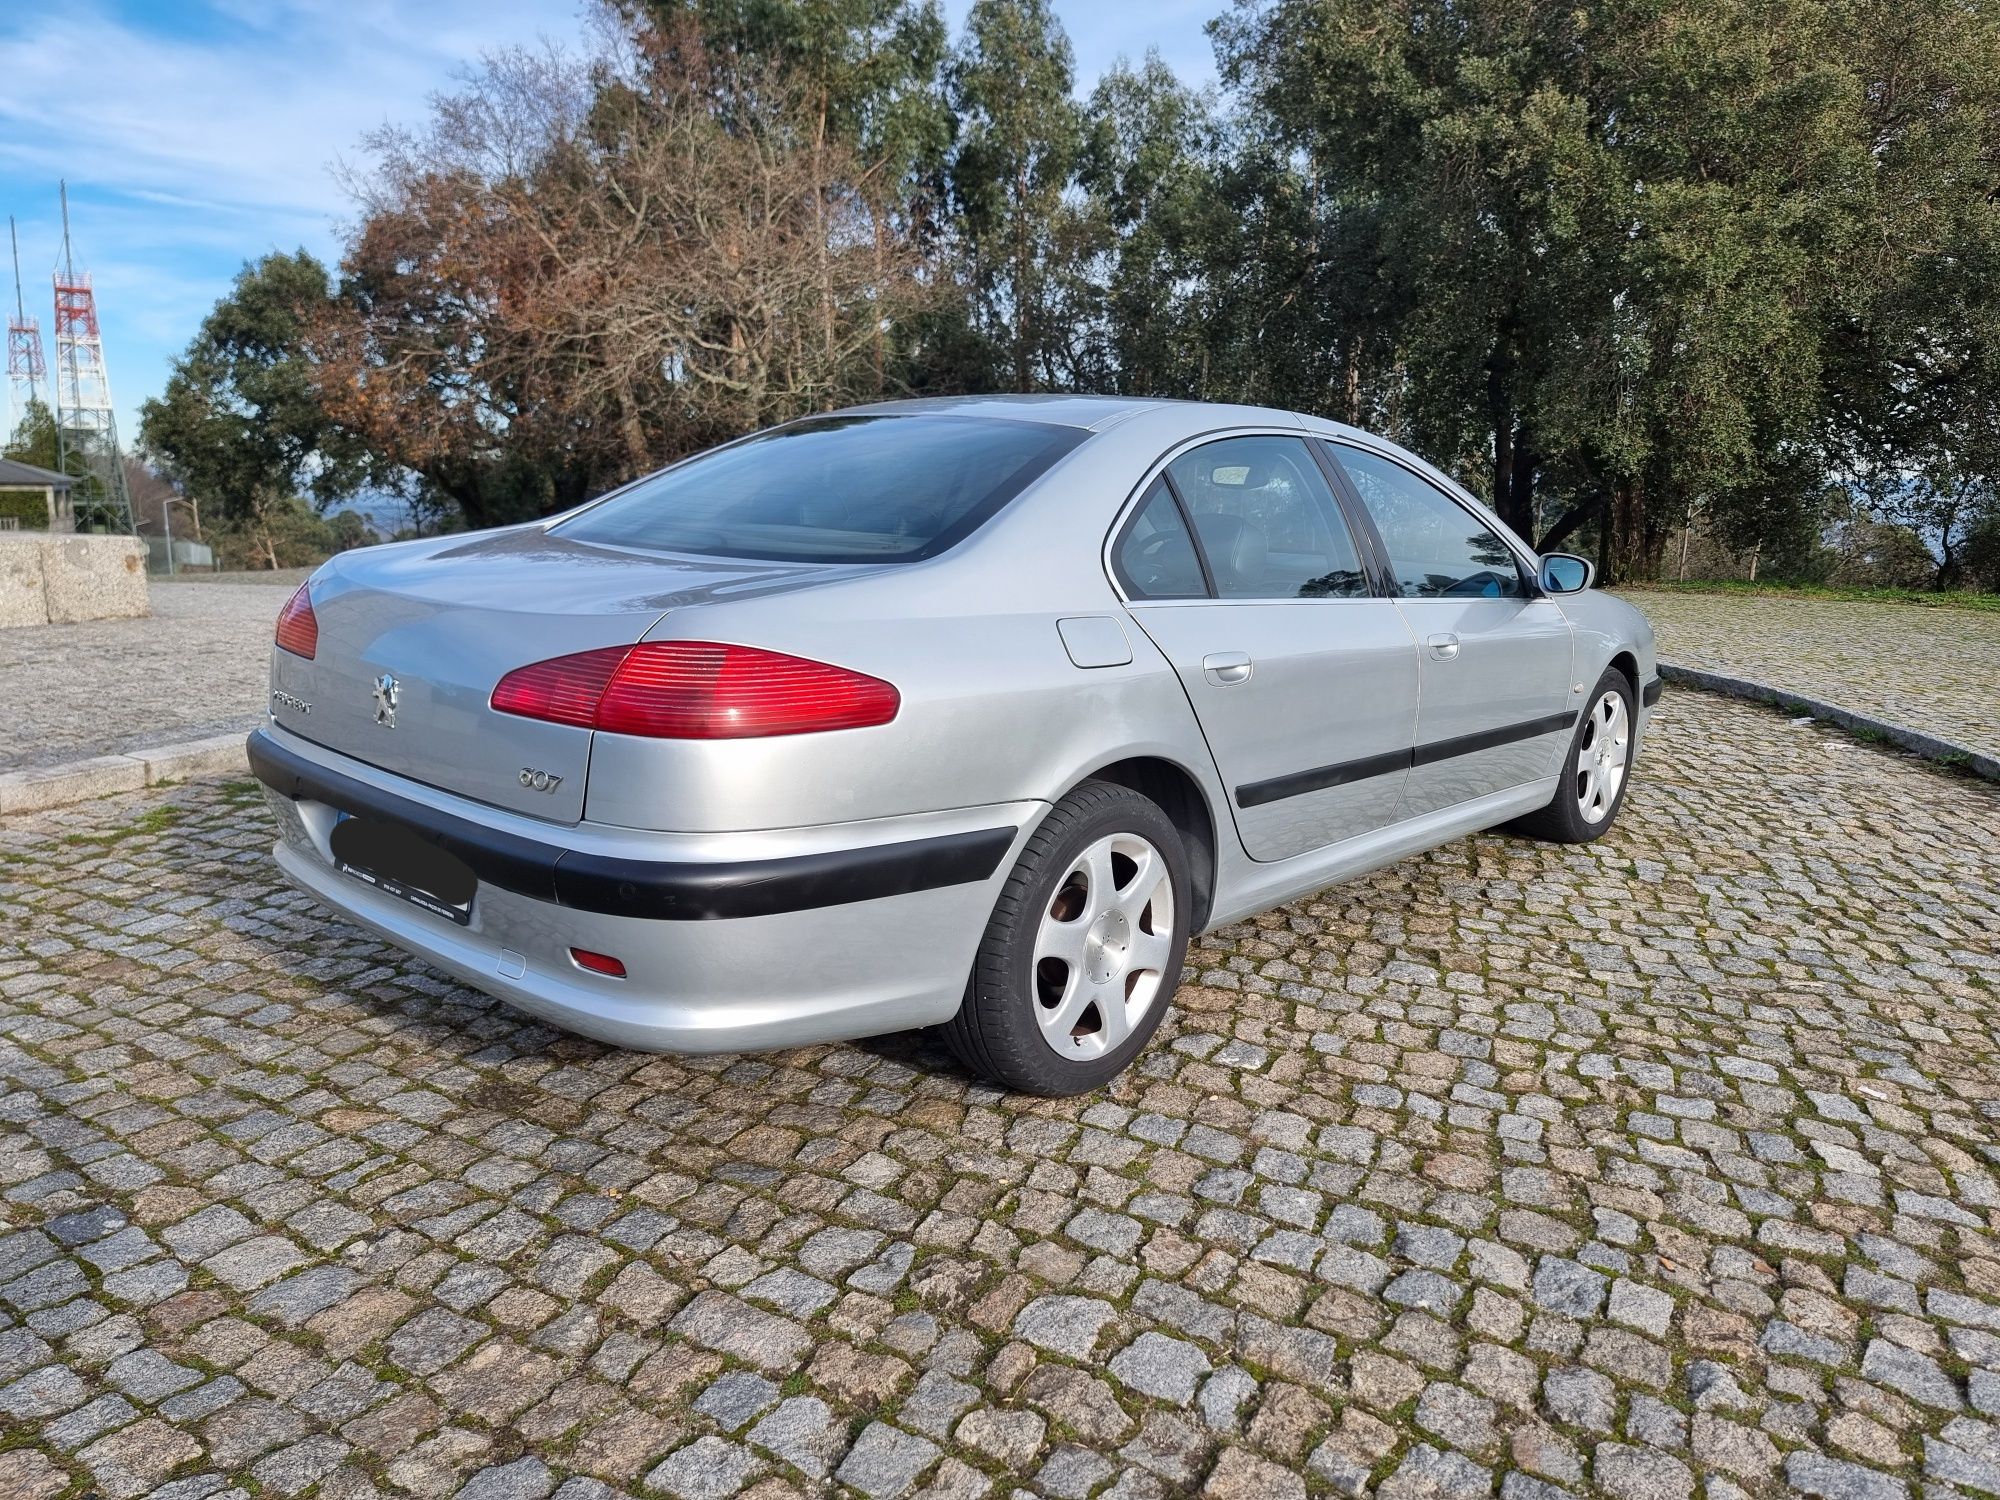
{"left": 1509, "top": 666, "right": 1637, "bottom": 844}
{"left": 945, "top": 780, "right": 1190, "bottom": 1096}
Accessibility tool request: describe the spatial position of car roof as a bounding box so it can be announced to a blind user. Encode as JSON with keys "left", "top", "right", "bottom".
{"left": 837, "top": 394, "right": 1164, "bottom": 430}
{"left": 838, "top": 393, "right": 1312, "bottom": 434}
{"left": 830, "top": 394, "right": 1484, "bottom": 517}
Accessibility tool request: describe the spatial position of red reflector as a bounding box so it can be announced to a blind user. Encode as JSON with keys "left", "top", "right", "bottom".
{"left": 492, "top": 642, "right": 899, "bottom": 739}
{"left": 274, "top": 582, "right": 318, "bottom": 659}
{"left": 569, "top": 947, "right": 626, "bottom": 978}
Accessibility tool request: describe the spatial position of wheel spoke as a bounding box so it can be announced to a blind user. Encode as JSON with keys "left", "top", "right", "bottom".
{"left": 1081, "top": 840, "right": 1117, "bottom": 913}
{"left": 1033, "top": 909, "right": 1087, "bottom": 969}
{"left": 1040, "top": 978, "right": 1104, "bottom": 1049}
{"left": 1116, "top": 848, "right": 1168, "bottom": 927}
{"left": 1127, "top": 926, "right": 1174, "bottom": 975}
{"left": 1092, "top": 986, "right": 1134, "bottom": 1050}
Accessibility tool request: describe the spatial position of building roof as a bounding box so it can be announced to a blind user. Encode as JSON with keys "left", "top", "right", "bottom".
{"left": 0, "top": 458, "right": 73, "bottom": 490}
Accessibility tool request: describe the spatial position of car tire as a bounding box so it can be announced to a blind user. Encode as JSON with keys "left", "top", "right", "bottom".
{"left": 944, "top": 779, "right": 1191, "bottom": 1096}
{"left": 1509, "top": 665, "right": 1638, "bottom": 844}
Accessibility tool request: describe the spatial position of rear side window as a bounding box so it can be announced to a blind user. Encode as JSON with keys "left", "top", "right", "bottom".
{"left": 1113, "top": 479, "right": 1208, "bottom": 599}
{"left": 555, "top": 414, "right": 1084, "bottom": 563}
{"left": 1334, "top": 444, "right": 1527, "bottom": 599}
{"left": 1166, "top": 435, "right": 1368, "bottom": 599}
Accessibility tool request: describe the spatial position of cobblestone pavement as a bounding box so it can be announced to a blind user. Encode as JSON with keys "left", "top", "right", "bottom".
{"left": 3, "top": 693, "right": 1999, "bottom": 1500}
{"left": 0, "top": 581, "right": 291, "bottom": 773}
{"left": 1624, "top": 589, "right": 2000, "bottom": 760}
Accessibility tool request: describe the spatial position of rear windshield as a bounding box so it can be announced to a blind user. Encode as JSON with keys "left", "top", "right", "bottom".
{"left": 553, "top": 413, "right": 1085, "bottom": 563}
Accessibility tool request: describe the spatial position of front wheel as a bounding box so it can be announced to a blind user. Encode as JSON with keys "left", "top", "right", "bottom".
{"left": 944, "top": 780, "right": 1190, "bottom": 1096}
{"left": 1509, "top": 667, "right": 1637, "bottom": 844}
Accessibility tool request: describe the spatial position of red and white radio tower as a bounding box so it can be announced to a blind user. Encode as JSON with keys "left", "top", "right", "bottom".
{"left": 5, "top": 216, "right": 45, "bottom": 432}
{"left": 51, "top": 181, "right": 134, "bottom": 534}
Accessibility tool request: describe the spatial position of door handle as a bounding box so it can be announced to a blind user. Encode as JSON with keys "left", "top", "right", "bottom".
{"left": 1426, "top": 633, "right": 1460, "bottom": 660}
{"left": 1202, "top": 651, "right": 1254, "bottom": 686}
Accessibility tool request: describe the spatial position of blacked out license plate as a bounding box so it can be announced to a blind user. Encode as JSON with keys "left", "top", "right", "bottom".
{"left": 330, "top": 813, "right": 476, "bottom": 926}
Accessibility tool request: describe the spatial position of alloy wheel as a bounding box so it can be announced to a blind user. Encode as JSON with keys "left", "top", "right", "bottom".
{"left": 1576, "top": 688, "right": 1631, "bottom": 824}
{"left": 1030, "top": 832, "right": 1176, "bottom": 1060}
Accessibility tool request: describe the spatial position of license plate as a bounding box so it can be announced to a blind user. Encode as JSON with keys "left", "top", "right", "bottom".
{"left": 330, "top": 813, "right": 476, "bottom": 926}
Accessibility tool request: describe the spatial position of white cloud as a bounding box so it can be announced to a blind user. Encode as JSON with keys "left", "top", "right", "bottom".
{"left": 0, "top": 0, "right": 587, "bottom": 442}
{"left": 0, "top": 0, "right": 586, "bottom": 224}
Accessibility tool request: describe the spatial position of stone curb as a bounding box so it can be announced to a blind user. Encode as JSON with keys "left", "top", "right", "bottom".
{"left": 0, "top": 732, "right": 250, "bottom": 817}
{"left": 1659, "top": 662, "right": 2000, "bottom": 783}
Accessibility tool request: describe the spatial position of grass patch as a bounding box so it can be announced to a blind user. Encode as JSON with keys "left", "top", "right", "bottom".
{"left": 1621, "top": 579, "right": 2000, "bottom": 613}
{"left": 59, "top": 804, "right": 185, "bottom": 847}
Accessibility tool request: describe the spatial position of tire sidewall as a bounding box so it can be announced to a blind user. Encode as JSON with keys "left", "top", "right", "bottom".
{"left": 978, "top": 789, "right": 1191, "bottom": 1094}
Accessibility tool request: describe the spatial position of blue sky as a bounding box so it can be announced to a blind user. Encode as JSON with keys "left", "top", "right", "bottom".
{"left": 0, "top": 1, "right": 1222, "bottom": 456}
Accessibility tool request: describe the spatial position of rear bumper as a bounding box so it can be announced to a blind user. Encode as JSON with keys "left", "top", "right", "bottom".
{"left": 250, "top": 725, "right": 1036, "bottom": 1052}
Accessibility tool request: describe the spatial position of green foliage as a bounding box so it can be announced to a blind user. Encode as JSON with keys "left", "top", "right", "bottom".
{"left": 139, "top": 251, "right": 388, "bottom": 529}
{"left": 141, "top": 0, "right": 2000, "bottom": 594}
{"left": 1212, "top": 0, "right": 2000, "bottom": 583}
{"left": 0, "top": 491, "right": 49, "bottom": 529}
{"left": 946, "top": 0, "right": 1089, "bottom": 390}
{"left": 203, "top": 495, "right": 375, "bottom": 571}
{"left": 2, "top": 398, "right": 61, "bottom": 473}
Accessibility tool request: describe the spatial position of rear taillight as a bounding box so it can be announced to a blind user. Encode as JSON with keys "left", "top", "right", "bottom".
{"left": 275, "top": 583, "right": 317, "bottom": 659}
{"left": 491, "top": 642, "right": 899, "bottom": 739}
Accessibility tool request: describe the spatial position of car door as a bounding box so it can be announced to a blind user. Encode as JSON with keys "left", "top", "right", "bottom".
{"left": 1326, "top": 441, "right": 1576, "bottom": 819}
{"left": 1113, "top": 432, "right": 1421, "bottom": 862}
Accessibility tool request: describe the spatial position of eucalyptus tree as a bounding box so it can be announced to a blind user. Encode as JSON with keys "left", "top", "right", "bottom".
{"left": 946, "top": 0, "right": 1088, "bottom": 391}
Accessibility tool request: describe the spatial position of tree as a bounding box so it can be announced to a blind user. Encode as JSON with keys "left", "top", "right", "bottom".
{"left": 3, "top": 397, "right": 60, "bottom": 472}
{"left": 1078, "top": 56, "right": 1225, "bottom": 399}
{"left": 1213, "top": 0, "right": 2000, "bottom": 582}
{"left": 1820, "top": 0, "right": 2000, "bottom": 590}
{"left": 139, "top": 252, "right": 385, "bottom": 553}
{"left": 946, "top": 0, "right": 1088, "bottom": 391}
{"left": 314, "top": 25, "right": 934, "bottom": 529}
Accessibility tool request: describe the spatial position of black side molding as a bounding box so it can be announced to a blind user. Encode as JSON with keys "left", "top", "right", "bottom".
{"left": 1409, "top": 710, "right": 1578, "bottom": 768}
{"left": 1236, "top": 709, "right": 1577, "bottom": 810}
{"left": 247, "top": 729, "right": 1016, "bottom": 922}
{"left": 1236, "top": 748, "right": 1411, "bottom": 810}
{"left": 1642, "top": 677, "right": 1663, "bottom": 707}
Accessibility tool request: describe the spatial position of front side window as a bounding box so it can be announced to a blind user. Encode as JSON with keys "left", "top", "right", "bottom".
{"left": 1113, "top": 479, "right": 1207, "bottom": 599}
{"left": 1335, "top": 445, "right": 1527, "bottom": 599}
{"left": 555, "top": 414, "right": 1084, "bottom": 563}
{"left": 1165, "top": 436, "right": 1368, "bottom": 599}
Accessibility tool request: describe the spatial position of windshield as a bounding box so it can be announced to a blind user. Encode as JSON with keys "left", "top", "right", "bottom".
{"left": 553, "top": 413, "right": 1085, "bottom": 563}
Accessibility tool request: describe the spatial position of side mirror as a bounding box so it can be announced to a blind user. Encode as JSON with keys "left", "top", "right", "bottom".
{"left": 1538, "top": 553, "right": 1594, "bottom": 594}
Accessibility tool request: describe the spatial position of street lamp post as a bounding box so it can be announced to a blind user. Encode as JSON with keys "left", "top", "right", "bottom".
{"left": 160, "top": 495, "right": 201, "bottom": 578}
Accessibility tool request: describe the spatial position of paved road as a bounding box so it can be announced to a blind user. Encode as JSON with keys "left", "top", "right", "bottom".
{"left": 3, "top": 693, "right": 1998, "bottom": 1499}
{"left": 1626, "top": 590, "right": 2000, "bottom": 760}
{"left": 0, "top": 581, "right": 292, "bottom": 774}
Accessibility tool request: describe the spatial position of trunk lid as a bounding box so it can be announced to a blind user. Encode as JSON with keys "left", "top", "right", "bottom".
{"left": 269, "top": 525, "right": 856, "bottom": 822}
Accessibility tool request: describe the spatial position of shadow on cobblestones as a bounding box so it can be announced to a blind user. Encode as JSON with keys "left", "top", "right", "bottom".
{"left": 1, "top": 696, "right": 1997, "bottom": 1499}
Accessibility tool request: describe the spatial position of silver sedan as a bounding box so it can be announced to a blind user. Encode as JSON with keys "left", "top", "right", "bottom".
{"left": 251, "top": 396, "right": 1657, "bottom": 1094}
